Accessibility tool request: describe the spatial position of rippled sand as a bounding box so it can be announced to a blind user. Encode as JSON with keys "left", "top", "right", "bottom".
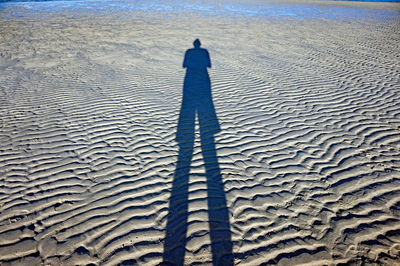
{"left": 1, "top": 0, "right": 400, "bottom": 265}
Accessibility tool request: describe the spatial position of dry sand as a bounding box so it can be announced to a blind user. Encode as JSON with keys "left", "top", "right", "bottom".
{"left": 1, "top": 0, "right": 400, "bottom": 265}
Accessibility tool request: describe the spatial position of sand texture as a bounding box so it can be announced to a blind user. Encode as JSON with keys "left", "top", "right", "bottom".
{"left": 1, "top": 0, "right": 400, "bottom": 265}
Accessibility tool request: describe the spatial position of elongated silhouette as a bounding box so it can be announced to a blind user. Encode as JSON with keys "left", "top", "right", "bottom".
{"left": 163, "top": 39, "right": 233, "bottom": 265}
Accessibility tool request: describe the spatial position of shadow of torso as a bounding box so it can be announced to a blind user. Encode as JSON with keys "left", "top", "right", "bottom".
{"left": 176, "top": 47, "right": 220, "bottom": 142}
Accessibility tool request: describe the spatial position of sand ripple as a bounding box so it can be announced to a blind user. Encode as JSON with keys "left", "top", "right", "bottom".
{"left": 1, "top": 1, "right": 400, "bottom": 265}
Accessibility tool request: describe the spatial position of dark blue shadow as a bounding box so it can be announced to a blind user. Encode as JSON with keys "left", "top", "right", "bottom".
{"left": 162, "top": 39, "right": 233, "bottom": 266}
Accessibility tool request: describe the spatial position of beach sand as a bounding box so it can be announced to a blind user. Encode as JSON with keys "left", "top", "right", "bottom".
{"left": 1, "top": 0, "right": 400, "bottom": 265}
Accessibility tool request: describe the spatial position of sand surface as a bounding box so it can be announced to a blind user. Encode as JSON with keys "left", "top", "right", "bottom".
{"left": 1, "top": 0, "right": 400, "bottom": 265}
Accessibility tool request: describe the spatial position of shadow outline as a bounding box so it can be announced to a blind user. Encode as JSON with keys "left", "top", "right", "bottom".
{"left": 162, "top": 39, "right": 233, "bottom": 266}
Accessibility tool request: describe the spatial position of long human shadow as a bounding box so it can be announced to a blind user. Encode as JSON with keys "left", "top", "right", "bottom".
{"left": 162, "top": 39, "right": 233, "bottom": 266}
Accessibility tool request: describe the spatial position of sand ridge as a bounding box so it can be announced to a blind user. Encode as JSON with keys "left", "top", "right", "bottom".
{"left": 1, "top": 0, "right": 400, "bottom": 265}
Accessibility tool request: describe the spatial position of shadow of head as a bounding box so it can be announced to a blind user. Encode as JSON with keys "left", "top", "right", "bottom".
{"left": 193, "top": 38, "right": 201, "bottom": 48}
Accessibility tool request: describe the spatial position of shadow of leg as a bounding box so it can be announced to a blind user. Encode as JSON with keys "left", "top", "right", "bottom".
{"left": 163, "top": 140, "right": 194, "bottom": 265}
{"left": 163, "top": 103, "right": 195, "bottom": 265}
{"left": 200, "top": 132, "right": 234, "bottom": 266}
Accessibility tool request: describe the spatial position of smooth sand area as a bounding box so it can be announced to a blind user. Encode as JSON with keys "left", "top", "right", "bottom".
{"left": 1, "top": 0, "right": 400, "bottom": 265}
